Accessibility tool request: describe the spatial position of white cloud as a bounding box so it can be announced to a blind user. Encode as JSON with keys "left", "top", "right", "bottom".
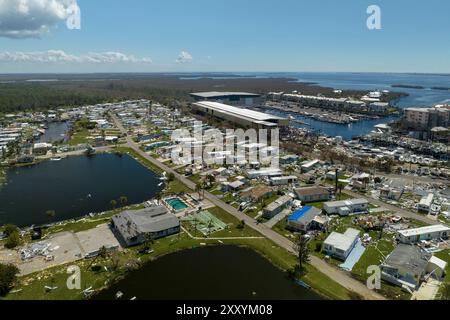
{"left": 176, "top": 51, "right": 193, "bottom": 64}
{"left": 0, "top": 50, "right": 153, "bottom": 64}
{"left": 0, "top": 0, "right": 80, "bottom": 38}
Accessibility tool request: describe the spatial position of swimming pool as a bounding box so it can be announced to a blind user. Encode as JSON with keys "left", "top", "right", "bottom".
{"left": 166, "top": 198, "right": 189, "bottom": 211}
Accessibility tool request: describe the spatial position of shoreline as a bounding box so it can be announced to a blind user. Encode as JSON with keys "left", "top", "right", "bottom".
{"left": 1, "top": 151, "right": 353, "bottom": 301}
{"left": 0, "top": 150, "right": 163, "bottom": 230}
{"left": 90, "top": 244, "right": 328, "bottom": 300}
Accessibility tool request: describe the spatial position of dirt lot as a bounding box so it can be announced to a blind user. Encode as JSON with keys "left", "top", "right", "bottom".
{"left": 1, "top": 224, "right": 121, "bottom": 276}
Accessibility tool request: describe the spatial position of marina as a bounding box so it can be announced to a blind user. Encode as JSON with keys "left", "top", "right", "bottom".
{"left": 265, "top": 107, "right": 400, "bottom": 140}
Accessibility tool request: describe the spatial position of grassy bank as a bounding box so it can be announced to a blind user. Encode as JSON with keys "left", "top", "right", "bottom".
{"left": 112, "top": 146, "right": 165, "bottom": 175}
{"left": 2, "top": 202, "right": 354, "bottom": 300}
{"left": 0, "top": 166, "right": 6, "bottom": 187}
{"left": 3, "top": 231, "right": 353, "bottom": 300}
{"left": 1, "top": 151, "right": 356, "bottom": 301}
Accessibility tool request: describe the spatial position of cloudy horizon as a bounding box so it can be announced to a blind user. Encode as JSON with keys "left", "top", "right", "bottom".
{"left": 0, "top": 0, "right": 450, "bottom": 73}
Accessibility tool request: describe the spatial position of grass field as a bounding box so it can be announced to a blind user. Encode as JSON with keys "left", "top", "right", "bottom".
{"left": 112, "top": 147, "right": 165, "bottom": 175}
{"left": 68, "top": 129, "right": 92, "bottom": 145}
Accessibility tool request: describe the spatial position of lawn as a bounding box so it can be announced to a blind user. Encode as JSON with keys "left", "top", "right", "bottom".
{"left": 245, "top": 194, "right": 280, "bottom": 218}
{"left": 188, "top": 174, "right": 202, "bottom": 185}
{"left": 68, "top": 129, "right": 91, "bottom": 146}
{"left": 351, "top": 239, "right": 411, "bottom": 300}
{"left": 0, "top": 149, "right": 366, "bottom": 301}
{"left": 434, "top": 249, "right": 450, "bottom": 299}
{"left": 2, "top": 229, "right": 354, "bottom": 300}
{"left": 163, "top": 180, "right": 192, "bottom": 195}
{"left": 2, "top": 202, "right": 356, "bottom": 301}
{"left": 112, "top": 147, "right": 164, "bottom": 174}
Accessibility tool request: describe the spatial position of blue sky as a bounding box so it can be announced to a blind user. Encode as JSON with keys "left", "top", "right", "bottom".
{"left": 0, "top": 0, "right": 450, "bottom": 73}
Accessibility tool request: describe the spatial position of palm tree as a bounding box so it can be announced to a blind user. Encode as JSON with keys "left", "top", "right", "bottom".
{"left": 293, "top": 234, "right": 310, "bottom": 275}
{"left": 200, "top": 179, "right": 208, "bottom": 199}
{"left": 195, "top": 182, "right": 203, "bottom": 201}
{"left": 110, "top": 199, "right": 117, "bottom": 209}
{"left": 87, "top": 246, "right": 110, "bottom": 270}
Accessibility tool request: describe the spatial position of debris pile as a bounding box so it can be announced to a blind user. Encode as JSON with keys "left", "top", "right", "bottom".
{"left": 353, "top": 214, "right": 404, "bottom": 231}
{"left": 20, "top": 242, "right": 52, "bottom": 261}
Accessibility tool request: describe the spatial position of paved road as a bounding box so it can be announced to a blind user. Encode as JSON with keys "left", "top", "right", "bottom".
{"left": 110, "top": 112, "right": 385, "bottom": 300}
{"left": 381, "top": 173, "right": 448, "bottom": 185}
{"left": 342, "top": 189, "right": 437, "bottom": 225}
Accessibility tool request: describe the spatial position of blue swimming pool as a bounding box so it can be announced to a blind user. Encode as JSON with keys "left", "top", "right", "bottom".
{"left": 166, "top": 198, "right": 189, "bottom": 211}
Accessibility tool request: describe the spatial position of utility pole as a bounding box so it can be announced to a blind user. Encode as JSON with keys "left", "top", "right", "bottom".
{"left": 335, "top": 168, "right": 339, "bottom": 194}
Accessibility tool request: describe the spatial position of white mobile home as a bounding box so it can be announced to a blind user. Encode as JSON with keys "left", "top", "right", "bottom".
{"left": 418, "top": 193, "right": 434, "bottom": 214}
{"left": 247, "top": 168, "right": 282, "bottom": 179}
{"left": 323, "top": 228, "right": 360, "bottom": 260}
{"left": 396, "top": 224, "right": 450, "bottom": 244}
{"left": 323, "top": 199, "right": 369, "bottom": 216}
{"left": 263, "top": 195, "right": 293, "bottom": 219}
{"left": 269, "top": 175, "right": 298, "bottom": 186}
{"left": 301, "top": 159, "right": 320, "bottom": 172}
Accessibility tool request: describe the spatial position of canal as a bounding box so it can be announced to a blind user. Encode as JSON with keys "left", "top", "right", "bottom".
{"left": 0, "top": 153, "right": 163, "bottom": 227}
{"left": 94, "top": 246, "right": 322, "bottom": 300}
{"left": 38, "top": 121, "right": 70, "bottom": 143}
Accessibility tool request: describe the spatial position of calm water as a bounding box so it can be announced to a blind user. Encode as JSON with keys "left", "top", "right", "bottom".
{"left": 182, "top": 72, "right": 450, "bottom": 107}
{"left": 256, "top": 72, "right": 450, "bottom": 108}
{"left": 185, "top": 72, "right": 450, "bottom": 139}
{"left": 38, "top": 122, "right": 70, "bottom": 143}
{"left": 267, "top": 109, "right": 399, "bottom": 140}
{"left": 94, "top": 246, "right": 322, "bottom": 300}
{"left": 0, "top": 154, "right": 163, "bottom": 227}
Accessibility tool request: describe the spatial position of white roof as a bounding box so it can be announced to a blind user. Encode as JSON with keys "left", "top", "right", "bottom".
{"left": 270, "top": 175, "right": 297, "bottom": 181}
{"left": 325, "top": 198, "right": 368, "bottom": 208}
{"left": 324, "top": 228, "right": 360, "bottom": 252}
{"left": 33, "top": 142, "right": 52, "bottom": 148}
{"left": 419, "top": 193, "right": 434, "bottom": 207}
{"left": 193, "top": 101, "right": 285, "bottom": 122}
{"left": 248, "top": 168, "right": 282, "bottom": 176}
{"left": 301, "top": 159, "right": 320, "bottom": 168}
{"left": 398, "top": 224, "right": 450, "bottom": 237}
{"left": 429, "top": 256, "right": 448, "bottom": 270}
{"left": 191, "top": 92, "right": 260, "bottom": 98}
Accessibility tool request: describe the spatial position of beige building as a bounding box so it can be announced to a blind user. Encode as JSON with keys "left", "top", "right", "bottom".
{"left": 405, "top": 108, "right": 430, "bottom": 130}
{"left": 405, "top": 105, "right": 450, "bottom": 130}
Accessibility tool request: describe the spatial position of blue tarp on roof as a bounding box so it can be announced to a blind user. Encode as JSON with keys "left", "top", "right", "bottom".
{"left": 288, "top": 206, "right": 312, "bottom": 221}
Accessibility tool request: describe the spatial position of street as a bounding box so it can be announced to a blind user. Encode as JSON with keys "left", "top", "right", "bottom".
{"left": 109, "top": 112, "right": 386, "bottom": 300}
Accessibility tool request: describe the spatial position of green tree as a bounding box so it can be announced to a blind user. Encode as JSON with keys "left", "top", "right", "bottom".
{"left": 167, "top": 172, "right": 175, "bottom": 182}
{"left": 195, "top": 182, "right": 203, "bottom": 200}
{"left": 119, "top": 196, "right": 128, "bottom": 207}
{"left": 237, "top": 220, "right": 246, "bottom": 230}
{"left": 293, "top": 234, "right": 310, "bottom": 274}
{"left": 4, "top": 231, "right": 21, "bottom": 249}
{"left": 3, "top": 224, "right": 19, "bottom": 237}
{"left": 0, "top": 263, "right": 19, "bottom": 296}
{"left": 87, "top": 246, "right": 110, "bottom": 270}
{"left": 110, "top": 199, "right": 117, "bottom": 209}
